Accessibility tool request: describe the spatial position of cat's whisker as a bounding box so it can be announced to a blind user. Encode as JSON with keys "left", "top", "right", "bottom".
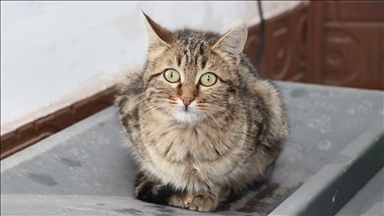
{"left": 128, "top": 91, "right": 147, "bottom": 100}
{"left": 199, "top": 110, "right": 212, "bottom": 133}
{"left": 117, "top": 92, "right": 147, "bottom": 107}
{"left": 132, "top": 105, "right": 164, "bottom": 126}
{"left": 130, "top": 96, "right": 150, "bottom": 108}
{"left": 211, "top": 104, "right": 237, "bottom": 121}
{"left": 205, "top": 111, "right": 223, "bottom": 146}
{"left": 230, "top": 100, "right": 246, "bottom": 108}
{"left": 206, "top": 116, "right": 252, "bottom": 137}
{"left": 203, "top": 110, "right": 223, "bottom": 149}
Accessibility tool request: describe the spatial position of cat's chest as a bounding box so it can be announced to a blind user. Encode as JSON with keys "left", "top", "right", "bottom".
{"left": 143, "top": 122, "right": 224, "bottom": 163}
{"left": 139, "top": 113, "right": 247, "bottom": 189}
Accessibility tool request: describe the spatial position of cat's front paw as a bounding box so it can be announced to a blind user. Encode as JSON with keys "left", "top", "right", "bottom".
{"left": 168, "top": 193, "right": 187, "bottom": 208}
{"left": 168, "top": 193, "right": 218, "bottom": 212}
{"left": 184, "top": 193, "right": 218, "bottom": 212}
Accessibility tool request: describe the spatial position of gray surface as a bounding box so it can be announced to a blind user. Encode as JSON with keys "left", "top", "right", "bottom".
{"left": 1, "top": 81, "right": 384, "bottom": 215}
{"left": 336, "top": 168, "right": 384, "bottom": 216}
{"left": 270, "top": 125, "right": 384, "bottom": 215}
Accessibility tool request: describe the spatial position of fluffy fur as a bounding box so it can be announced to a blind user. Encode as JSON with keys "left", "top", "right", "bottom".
{"left": 115, "top": 12, "right": 289, "bottom": 212}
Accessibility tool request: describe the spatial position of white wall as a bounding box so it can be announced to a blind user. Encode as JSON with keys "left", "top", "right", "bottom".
{"left": 1, "top": 1, "right": 304, "bottom": 134}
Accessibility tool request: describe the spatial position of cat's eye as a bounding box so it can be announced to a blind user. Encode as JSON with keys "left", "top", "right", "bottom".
{"left": 163, "top": 69, "right": 180, "bottom": 83}
{"left": 200, "top": 73, "right": 217, "bottom": 87}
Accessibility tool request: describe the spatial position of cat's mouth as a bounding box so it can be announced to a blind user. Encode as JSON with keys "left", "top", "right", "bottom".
{"left": 184, "top": 106, "right": 191, "bottom": 112}
{"left": 173, "top": 106, "right": 202, "bottom": 123}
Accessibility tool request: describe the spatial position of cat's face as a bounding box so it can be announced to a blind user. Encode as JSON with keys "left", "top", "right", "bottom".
{"left": 141, "top": 13, "right": 247, "bottom": 124}
{"left": 145, "top": 41, "right": 234, "bottom": 123}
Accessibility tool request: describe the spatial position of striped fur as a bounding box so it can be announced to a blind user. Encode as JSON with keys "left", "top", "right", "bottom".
{"left": 114, "top": 12, "right": 289, "bottom": 212}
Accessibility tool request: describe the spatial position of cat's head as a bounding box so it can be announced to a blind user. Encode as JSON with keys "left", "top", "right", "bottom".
{"left": 141, "top": 12, "right": 247, "bottom": 124}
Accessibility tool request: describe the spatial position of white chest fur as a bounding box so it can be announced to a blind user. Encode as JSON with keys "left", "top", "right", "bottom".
{"left": 140, "top": 113, "right": 246, "bottom": 192}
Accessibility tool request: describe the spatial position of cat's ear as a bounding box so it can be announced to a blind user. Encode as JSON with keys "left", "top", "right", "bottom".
{"left": 212, "top": 24, "right": 248, "bottom": 64}
{"left": 141, "top": 11, "right": 174, "bottom": 58}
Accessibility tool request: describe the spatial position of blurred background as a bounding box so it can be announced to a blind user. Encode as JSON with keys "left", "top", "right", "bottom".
{"left": 1, "top": 1, "right": 383, "bottom": 159}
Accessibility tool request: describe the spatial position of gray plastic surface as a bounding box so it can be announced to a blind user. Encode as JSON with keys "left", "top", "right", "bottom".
{"left": 336, "top": 168, "right": 384, "bottom": 216}
{"left": 270, "top": 126, "right": 384, "bottom": 216}
{"left": 1, "top": 81, "right": 384, "bottom": 215}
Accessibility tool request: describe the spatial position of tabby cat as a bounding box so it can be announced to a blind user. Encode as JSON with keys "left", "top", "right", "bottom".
{"left": 115, "top": 12, "right": 289, "bottom": 212}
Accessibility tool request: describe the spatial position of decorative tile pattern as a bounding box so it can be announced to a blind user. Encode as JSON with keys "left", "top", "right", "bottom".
{"left": 244, "top": 3, "right": 308, "bottom": 82}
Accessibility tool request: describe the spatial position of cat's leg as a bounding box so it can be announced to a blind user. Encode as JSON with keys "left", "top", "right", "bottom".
{"left": 135, "top": 171, "right": 230, "bottom": 211}
{"left": 134, "top": 170, "right": 196, "bottom": 209}
{"left": 135, "top": 170, "right": 176, "bottom": 205}
{"left": 169, "top": 186, "right": 231, "bottom": 212}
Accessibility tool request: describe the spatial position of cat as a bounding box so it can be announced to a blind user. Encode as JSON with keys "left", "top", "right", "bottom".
{"left": 114, "top": 12, "right": 289, "bottom": 212}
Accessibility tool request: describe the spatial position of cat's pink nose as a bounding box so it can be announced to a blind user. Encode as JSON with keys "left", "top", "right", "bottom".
{"left": 181, "top": 97, "right": 194, "bottom": 106}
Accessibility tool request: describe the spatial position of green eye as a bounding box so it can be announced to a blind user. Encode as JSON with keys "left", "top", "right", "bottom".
{"left": 200, "top": 73, "right": 217, "bottom": 86}
{"left": 164, "top": 69, "right": 180, "bottom": 83}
